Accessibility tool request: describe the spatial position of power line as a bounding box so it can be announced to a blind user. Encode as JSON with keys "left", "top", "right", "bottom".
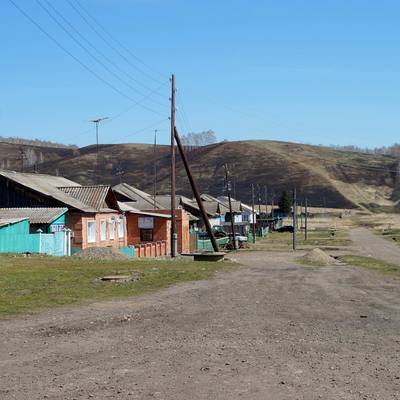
{"left": 66, "top": 0, "right": 166, "bottom": 85}
{"left": 8, "top": 0, "right": 164, "bottom": 116}
{"left": 35, "top": 0, "right": 165, "bottom": 108}
{"left": 41, "top": 0, "right": 166, "bottom": 100}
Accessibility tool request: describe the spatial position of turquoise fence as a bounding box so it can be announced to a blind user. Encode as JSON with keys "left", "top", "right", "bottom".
{"left": 120, "top": 245, "right": 135, "bottom": 257}
{"left": 0, "top": 220, "right": 67, "bottom": 256}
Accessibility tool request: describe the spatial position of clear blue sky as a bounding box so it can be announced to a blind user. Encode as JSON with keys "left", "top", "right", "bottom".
{"left": 1, "top": 0, "right": 400, "bottom": 148}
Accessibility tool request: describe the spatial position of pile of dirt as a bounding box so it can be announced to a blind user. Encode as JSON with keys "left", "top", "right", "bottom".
{"left": 301, "top": 248, "right": 337, "bottom": 266}
{"left": 74, "top": 247, "right": 130, "bottom": 261}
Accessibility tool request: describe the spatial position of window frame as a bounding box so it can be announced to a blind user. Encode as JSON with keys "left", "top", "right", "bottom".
{"left": 87, "top": 220, "right": 96, "bottom": 244}
{"left": 109, "top": 217, "right": 115, "bottom": 240}
{"left": 100, "top": 219, "right": 107, "bottom": 241}
{"left": 118, "top": 216, "right": 125, "bottom": 239}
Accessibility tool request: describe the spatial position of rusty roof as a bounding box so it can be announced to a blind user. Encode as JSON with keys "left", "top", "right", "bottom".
{"left": 0, "top": 208, "right": 67, "bottom": 224}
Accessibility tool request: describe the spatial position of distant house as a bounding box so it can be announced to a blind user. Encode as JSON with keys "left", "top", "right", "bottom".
{"left": 0, "top": 170, "right": 127, "bottom": 253}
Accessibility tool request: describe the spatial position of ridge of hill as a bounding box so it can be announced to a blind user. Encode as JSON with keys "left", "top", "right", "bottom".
{"left": 1, "top": 139, "right": 400, "bottom": 210}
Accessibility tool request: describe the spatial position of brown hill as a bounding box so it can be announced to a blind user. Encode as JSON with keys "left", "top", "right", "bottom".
{"left": 2, "top": 140, "right": 400, "bottom": 209}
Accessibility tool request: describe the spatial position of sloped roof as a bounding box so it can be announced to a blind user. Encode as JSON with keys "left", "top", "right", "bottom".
{"left": 0, "top": 217, "right": 28, "bottom": 228}
{"left": 216, "top": 196, "right": 243, "bottom": 213}
{"left": 0, "top": 208, "right": 67, "bottom": 224}
{"left": 0, "top": 170, "right": 92, "bottom": 211}
{"left": 57, "top": 186, "right": 118, "bottom": 212}
{"left": 118, "top": 202, "right": 170, "bottom": 219}
{"left": 113, "top": 183, "right": 163, "bottom": 210}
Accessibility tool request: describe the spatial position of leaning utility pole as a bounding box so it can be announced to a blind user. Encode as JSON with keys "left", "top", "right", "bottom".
{"left": 304, "top": 197, "right": 308, "bottom": 241}
{"left": 251, "top": 184, "right": 256, "bottom": 243}
{"left": 224, "top": 164, "right": 237, "bottom": 250}
{"left": 170, "top": 74, "right": 177, "bottom": 257}
{"left": 174, "top": 127, "right": 219, "bottom": 252}
{"left": 90, "top": 117, "right": 108, "bottom": 184}
{"left": 292, "top": 188, "right": 297, "bottom": 250}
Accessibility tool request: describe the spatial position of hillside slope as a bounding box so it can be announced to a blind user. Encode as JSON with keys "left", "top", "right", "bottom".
{"left": 9, "top": 139, "right": 399, "bottom": 209}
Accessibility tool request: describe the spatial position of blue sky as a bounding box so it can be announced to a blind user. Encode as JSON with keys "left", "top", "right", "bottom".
{"left": 1, "top": 0, "right": 400, "bottom": 148}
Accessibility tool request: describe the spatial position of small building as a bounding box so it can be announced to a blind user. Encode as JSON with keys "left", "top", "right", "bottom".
{"left": 0, "top": 207, "right": 68, "bottom": 233}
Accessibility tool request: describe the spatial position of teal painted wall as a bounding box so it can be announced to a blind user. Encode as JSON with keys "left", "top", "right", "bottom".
{"left": 0, "top": 219, "right": 66, "bottom": 256}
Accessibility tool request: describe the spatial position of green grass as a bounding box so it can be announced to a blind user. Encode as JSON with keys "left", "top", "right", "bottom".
{"left": 245, "top": 229, "right": 351, "bottom": 252}
{"left": 0, "top": 255, "right": 235, "bottom": 318}
{"left": 338, "top": 255, "right": 400, "bottom": 277}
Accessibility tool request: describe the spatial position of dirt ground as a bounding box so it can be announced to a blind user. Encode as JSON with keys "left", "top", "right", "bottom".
{"left": 350, "top": 227, "right": 400, "bottom": 265}
{"left": 1, "top": 231, "right": 400, "bottom": 399}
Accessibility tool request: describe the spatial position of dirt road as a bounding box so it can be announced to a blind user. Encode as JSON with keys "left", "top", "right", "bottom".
{"left": 1, "top": 252, "right": 399, "bottom": 399}
{"left": 350, "top": 227, "right": 400, "bottom": 265}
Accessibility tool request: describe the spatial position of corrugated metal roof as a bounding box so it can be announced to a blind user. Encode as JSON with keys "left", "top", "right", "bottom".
{"left": 0, "top": 217, "right": 28, "bottom": 227}
{"left": 0, "top": 208, "right": 67, "bottom": 224}
{"left": 57, "top": 186, "right": 115, "bottom": 212}
{"left": 113, "top": 183, "right": 163, "bottom": 210}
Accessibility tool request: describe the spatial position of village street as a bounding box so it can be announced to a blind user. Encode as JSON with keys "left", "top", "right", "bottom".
{"left": 1, "top": 230, "right": 400, "bottom": 400}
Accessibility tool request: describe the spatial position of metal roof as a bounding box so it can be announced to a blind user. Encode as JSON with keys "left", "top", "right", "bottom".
{"left": 113, "top": 183, "right": 163, "bottom": 210}
{"left": 118, "top": 202, "right": 170, "bottom": 218}
{"left": 57, "top": 186, "right": 117, "bottom": 212}
{"left": 0, "top": 208, "right": 67, "bottom": 224}
{"left": 0, "top": 217, "right": 28, "bottom": 228}
{"left": 0, "top": 170, "right": 92, "bottom": 211}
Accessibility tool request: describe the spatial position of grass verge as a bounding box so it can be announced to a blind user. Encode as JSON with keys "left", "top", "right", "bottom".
{"left": 0, "top": 255, "right": 235, "bottom": 318}
{"left": 245, "top": 229, "right": 351, "bottom": 252}
{"left": 338, "top": 255, "right": 400, "bottom": 277}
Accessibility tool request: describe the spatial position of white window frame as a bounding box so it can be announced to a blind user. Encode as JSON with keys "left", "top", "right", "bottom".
{"left": 100, "top": 219, "right": 107, "bottom": 241}
{"left": 87, "top": 220, "right": 96, "bottom": 243}
{"left": 118, "top": 216, "right": 125, "bottom": 238}
{"left": 109, "top": 217, "right": 115, "bottom": 240}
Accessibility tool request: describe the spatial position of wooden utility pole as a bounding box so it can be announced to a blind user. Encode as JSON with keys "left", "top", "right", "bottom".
{"left": 174, "top": 127, "right": 219, "bottom": 252}
{"left": 305, "top": 197, "right": 308, "bottom": 241}
{"left": 153, "top": 129, "right": 158, "bottom": 208}
{"left": 292, "top": 188, "right": 297, "bottom": 250}
{"left": 251, "top": 184, "right": 256, "bottom": 243}
{"left": 264, "top": 185, "right": 268, "bottom": 215}
{"left": 170, "top": 74, "right": 177, "bottom": 257}
{"left": 90, "top": 117, "right": 108, "bottom": 184}
{"left": 257, "top": 184, "right": 261, "bottom": 216}
{"left": 224, "top": 164, "right": 237, "bottom": 250}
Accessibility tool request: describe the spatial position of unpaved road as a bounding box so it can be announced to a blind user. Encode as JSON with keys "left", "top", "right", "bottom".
{"left": 350, "top": 227, "right": 400, "bottom": 265}
{"left": 1, "top": 252, "right": 400, "bottom": 399}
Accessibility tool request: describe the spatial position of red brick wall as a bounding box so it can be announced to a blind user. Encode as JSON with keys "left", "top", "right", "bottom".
{"left": 67, "top": 211, "right": 127, "bottom": 250}
{"left": 152, "top": 209, "right": 190, "bottom": 254}
{"left": 126, "top": 213, "right": 170, "bottom": 247}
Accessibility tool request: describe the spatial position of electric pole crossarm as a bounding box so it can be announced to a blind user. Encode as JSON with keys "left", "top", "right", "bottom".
{"left": 174, "top": 127, "right": 219, "bottom": 252}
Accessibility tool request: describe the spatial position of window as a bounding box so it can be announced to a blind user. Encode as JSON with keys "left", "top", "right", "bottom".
{"left": 118, "top": 216, "right": 125, "bottom": 238}
{"left": 109, "top": 218, "right": 115, "bottom": 240}
{"left": 140, "top": 229, "right": 153, "bottom": 242}
{"left": 100, "top": 219, "right": 107, "bottom": 241}
{"left": 87, "top": 220, "right": 96, "bottom": 243}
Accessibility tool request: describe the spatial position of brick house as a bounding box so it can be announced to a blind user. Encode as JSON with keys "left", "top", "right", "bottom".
{"left": 0, "top": 170, "right": 127, "bottom": 253}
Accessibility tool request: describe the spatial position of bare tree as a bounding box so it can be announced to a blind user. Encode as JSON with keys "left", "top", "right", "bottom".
{"left": 181, "top": 130, "right": 217, "bottom": 150}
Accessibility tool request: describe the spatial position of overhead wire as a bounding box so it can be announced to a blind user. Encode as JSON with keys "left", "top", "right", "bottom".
{"left": 66, "top": 0, "right": 166, "bottom": 85}
{"left": 41, "top": 0, "right": 166, "bottom": 100}
{"left": 8, "top": 0, "right": 165, "bottom": 117}
{"left": 35, "top": 0, "right": 166, "bottom": 109}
